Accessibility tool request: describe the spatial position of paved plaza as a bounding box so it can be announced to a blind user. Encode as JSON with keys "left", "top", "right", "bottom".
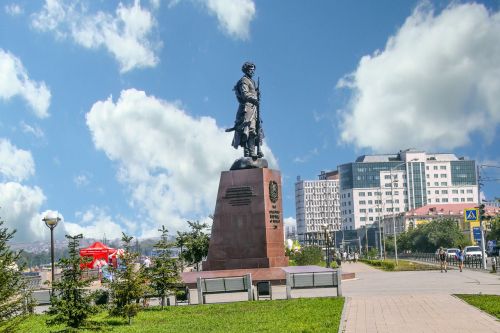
{"left": 340, "top": 262, "right": 500, "bottom": 333}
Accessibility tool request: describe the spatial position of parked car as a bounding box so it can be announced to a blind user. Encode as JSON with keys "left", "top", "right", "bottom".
{"left": 446, "top": 248, "right": 459, "bottom": 259}
{"left": 464, "top": 246, "right": 487, "bottom": 258}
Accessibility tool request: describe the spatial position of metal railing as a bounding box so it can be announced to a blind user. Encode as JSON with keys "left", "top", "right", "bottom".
{"left": 398, "top": 252, "right": 499, "bottom": 271}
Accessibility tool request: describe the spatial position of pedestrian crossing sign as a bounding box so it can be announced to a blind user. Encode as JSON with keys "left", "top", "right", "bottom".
{"left": 464, "top": 209, "right": 478, "bottom": 222}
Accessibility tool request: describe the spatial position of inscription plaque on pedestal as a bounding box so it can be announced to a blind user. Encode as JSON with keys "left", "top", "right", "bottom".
{"left": 203, "top": 168, "right": 289, "bottom": 270}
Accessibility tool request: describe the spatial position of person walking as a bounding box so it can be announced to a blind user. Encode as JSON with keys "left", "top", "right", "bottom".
{"left": 354, "top": 251, "right": 359, "bottom": 263}
{"left": 456, "top": 246, "right": 465, "bottom": 272}
{"left": 439, "top": 247, "right": 447, "bottom": 273}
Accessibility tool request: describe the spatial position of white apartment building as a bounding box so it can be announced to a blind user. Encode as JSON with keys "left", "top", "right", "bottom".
{"left": 338, "top": 149, "right": 478, "bottom": 231}
{"left": 295, "top": 171, "right": 341, "bottom": 245}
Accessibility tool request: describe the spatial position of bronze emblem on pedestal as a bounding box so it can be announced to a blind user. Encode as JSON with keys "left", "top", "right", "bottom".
{"left": 269, "top": 181, "right": 278, "bottom": 203}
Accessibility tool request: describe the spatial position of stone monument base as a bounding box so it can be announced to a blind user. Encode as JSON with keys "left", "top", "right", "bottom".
{"left": 203, "top": 167, "right": 288, "bottom": 271}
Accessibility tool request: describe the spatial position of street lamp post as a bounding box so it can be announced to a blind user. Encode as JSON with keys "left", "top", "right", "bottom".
{"left": 43, "top": 213, "right": 60, "bottom": 292}
{"left": 390, "top": 159, "right": 417, "bottom": 266}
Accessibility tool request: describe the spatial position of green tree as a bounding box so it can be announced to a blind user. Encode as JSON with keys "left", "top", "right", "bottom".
{"left": 176, "top": 221, "right": 210, "bottom": 271}
{"left": 292, "top": 246, "right": 323, "bottom": 266}
{"left": 487, "top": 216, "right": 500, "bottom": 241}
{"left": 147, "top": 226, "right": 181, "bottom": 309}
{"left": 0, "top": 217, "right": 32, "bottom": 333}
{"left": 388, "top": 219, "right": 470, "bottom": 253}
{"left": 108, "top": 233, "right": 147, "bottom": 325}
{"left": 46, "top": 234, "right": 96, "bottom": 329}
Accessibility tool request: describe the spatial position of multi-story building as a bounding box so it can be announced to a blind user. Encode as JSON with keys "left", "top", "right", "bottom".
{"left": 339, "top": 149, "right": 478, "bottom": 230}
{"left": 295, "top": 171, "right": 341, "bottom": 245}
{"left": 285, "top": 225, "right": 297, "bottom": 241}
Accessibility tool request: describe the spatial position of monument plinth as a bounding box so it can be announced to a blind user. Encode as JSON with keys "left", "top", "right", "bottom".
{"left": 203, "top": 167, "right": 289, "bottom": 271}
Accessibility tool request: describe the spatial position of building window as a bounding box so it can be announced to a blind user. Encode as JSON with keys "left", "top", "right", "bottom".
{"left": 467, "top": 189, "right": 473, "bottom": 194}
{"left": 360, "top": 217, "right": 366, "bottom": 221}
{"left": 460, "top": 189, "right": 465, "bottom": 194}
{"left": 452, "top": 189, "right": 458, "bottom": 194}
{"left": 384, "top": 183, "right": 391, "bottom": 187}
{"left": 427, "top": 182, "right": 430, "bottom": 186}
{"left": 442, "top": 190, "right": 448, "bottom": 194}
{"left": 467, "top": 198, "right": 473, "bottom": 202}
{"left": 360, "top": 209, "right": 366, "bottom": 213}
{"left": 442, "top": 198, "right": 448, "bottom": 202}
{"left": 434, "top": 174, "right": 439, "bottom": 178}
{"left": 384, "top": 175, "right": 391, "bottom": 179}
{"left": 436, "top": 198, "right": 440, "bottom": 203}
{"left": 434, "top": 182, "right": 439, "bottom": 186}
{"left": 427, "top": 190, "right": 431, "bottom": 195}
{"left": 441, "top": 182, "right": 447, "bottom": 186}
{"left": 385, "top": 191, "right": 391, "bottom": 195}
{"left": 367, "top": 192, "right": 372, "bottom": 196}
{"left": 453, "top": 198, "right": 459, "bottom": 202}
{"left": 460, "top": 198, "right": 465, "bottom": 202}
{"left": 440, "top": 165, "right": 447, "bottom": 170}
{"left": 359, "top": 192, "right": 365, "bottom": 196}
{"left": 441, "top": 174, "right": 447, "bottom": 178}
{"left": 435, "top": 190, "right": 439, "bottom": 194}
{"left": 433, "top": 166, "right": 438, "bottom": 170}
{"left": 426, "top": 166, "right": 429, "bottom": 170}
{"left": 428, "top": 198, "right": 431, "bottom": 203}
{"left": 426, "top": 174, "right": 430, "bottom": 178}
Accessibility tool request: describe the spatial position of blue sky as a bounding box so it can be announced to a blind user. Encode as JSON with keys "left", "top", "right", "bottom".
{"left": 1, "top": 0, "right": 499, "bottom": 243}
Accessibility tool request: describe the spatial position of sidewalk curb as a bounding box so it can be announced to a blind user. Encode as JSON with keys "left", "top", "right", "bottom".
{"left": 451, "top": 294, "right": 500, "bottom": 322}
{"left": 338, "top": 296, "right": 350, "bottom": 333}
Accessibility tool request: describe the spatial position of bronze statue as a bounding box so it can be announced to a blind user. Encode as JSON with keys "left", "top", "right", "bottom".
{"left": 226, "top": 62, "right": 264, "bottom": 158}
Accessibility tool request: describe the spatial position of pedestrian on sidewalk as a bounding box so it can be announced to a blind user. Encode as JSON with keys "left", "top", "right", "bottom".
{"left": 354, "top": 251, "right": 359, "bottom": 263}
{"left": 342, "top": 250, "right": 347, "bottom": 263}
{"left": 439, "top": 247, "right": 447, "bottom": 273}
{"left": 456, "top": 246, "right": 464, "bottom": 272}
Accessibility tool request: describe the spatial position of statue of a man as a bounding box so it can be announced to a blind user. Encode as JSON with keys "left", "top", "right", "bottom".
{"left": 226, "top": 62, "right": 264, "bottom": 158}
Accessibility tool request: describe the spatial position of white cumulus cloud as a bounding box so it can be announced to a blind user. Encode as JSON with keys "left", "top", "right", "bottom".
{"left": 201, "top": 0, "right": 255, "bottom": 40}
{"left": 0, "top": 182, "right": 48, "bottom": 242}
{"left": 65, "top": 207, "right": 124, "bottom": 240}
{"left": 284, "top": 216, "right": 296, "bottom": 228}
{"left": 337, "top": 3, "right": 500, "bottom": 152}
{"left": 86, "top": 88, "right": 277, "bottom": 235}
{"left": 0, "top": 139, "right": 35, "bottom": 182}
{"left": 32, "top": 0, "right": 160, "bottom": 73}
{"left": 5, "top": 3, "right": 23, "bottom": 16}
{"left": 0, "top": 49, "right": 51, "bottom": 118}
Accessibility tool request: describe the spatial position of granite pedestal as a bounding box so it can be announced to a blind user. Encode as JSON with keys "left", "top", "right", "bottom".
{"left": 203, "top": 167, "right": 289, "bottom": 270}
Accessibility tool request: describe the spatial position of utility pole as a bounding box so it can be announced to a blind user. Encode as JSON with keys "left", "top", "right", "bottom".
{"left": 477, "top": 166, "right": 487, "bottom": 270}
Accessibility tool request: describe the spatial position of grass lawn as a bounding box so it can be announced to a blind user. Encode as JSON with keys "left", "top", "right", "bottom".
{"left": 455, "top": 294, "right": 500, "bottom": 319}
{"left": 360, "top": 259, "right": 438, "bottom": 271}
{"left": 19, "top": 297, "right": 344, "bottom": 333}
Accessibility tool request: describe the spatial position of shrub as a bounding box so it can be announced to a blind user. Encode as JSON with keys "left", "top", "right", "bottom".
{"left": 292, "top": 246, "right": 323, "bottom": 266}
{"left": 94, "top": 290, "right": 109, "bottom": 306}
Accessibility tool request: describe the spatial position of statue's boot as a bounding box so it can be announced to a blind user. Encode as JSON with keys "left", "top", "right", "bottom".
{"left": 257, "top": 146, "right": 264, "bottom": 158}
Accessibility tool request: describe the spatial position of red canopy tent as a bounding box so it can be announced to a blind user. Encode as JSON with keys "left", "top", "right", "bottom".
{"left": 79, "top": 242, "right": 115, "bottom": 268}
